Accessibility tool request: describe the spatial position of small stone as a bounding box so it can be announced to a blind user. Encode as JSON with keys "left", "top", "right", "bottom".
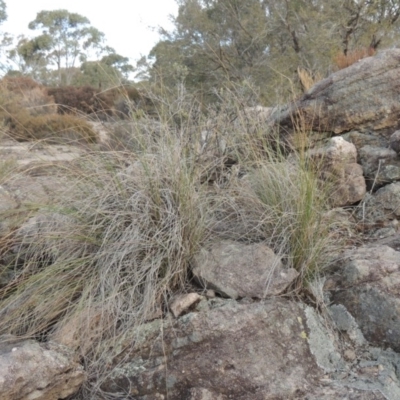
{"left": 169, "top": 293, "right": 203, "bottom": 318}
{"left": 205, "top": 289, "right": 216, "bottom": 298}
{"left": 344, "top": 349, "right": 357, "bottom": 361}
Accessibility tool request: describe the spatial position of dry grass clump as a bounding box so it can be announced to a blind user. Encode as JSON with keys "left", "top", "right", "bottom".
{"left": 0, "top": 80, "right": 97, "bottom": 144}
{"left": 0, "top": 108, "right": 210, "bottom": 393}
{"left": 2, "top": 76, "right": 56, "bottom": 116}
{"left": 0, "top": 82, "right": 346, "bottom": 396}
{"left": 333, "top": 47, "right": 376, "bottom": 70}
{"left": 6, "top": 112, "right": 97, "bottom": 143}
{"left": 48, "top": 85, "right": 114, "bottom": 117}
{"left": 297, "top": 67, "right": 323, "bottom": 92}
{"left": 47, "top": 84, "right": 151, "bottom": 120}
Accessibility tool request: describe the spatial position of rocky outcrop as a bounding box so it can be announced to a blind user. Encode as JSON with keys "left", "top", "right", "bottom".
{"left": 0, "top": 335, "right": 86, "bottom": 400}
{"left": 272, "top": 49, "right": 400, "bottom": 137}
{"left": 192, "top": 240, "right": 298, "bottom": 298}
{"left": 328, "top": 245, "right": 400, "bottom": 352}
{"left": 101, "top": 298, "right": 395, "bottom": 399}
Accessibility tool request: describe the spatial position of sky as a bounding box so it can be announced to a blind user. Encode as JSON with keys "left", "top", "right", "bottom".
{"left": 2, "top": 0, "right": 179, "bottom": 64}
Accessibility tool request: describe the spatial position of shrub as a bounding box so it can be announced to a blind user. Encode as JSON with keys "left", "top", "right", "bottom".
{"left": 101, "top": 85, "right": 156, "bottom": 119}
{"left": 3, "top": 76, "right": 41, "bottom": 92}
{"left": 333, "top": 47, "right": 376, "bottom": 70}
{"left": 5, "top": 112, "right": 97, "bottom": 143}
{"left": 48, "top": 85, "right": 114, "bottom": 117}
{"left": 1, "top": 77, "right": 56, "bottom": 116}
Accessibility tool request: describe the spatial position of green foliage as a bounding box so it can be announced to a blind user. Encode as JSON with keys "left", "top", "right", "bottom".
{"left": 147, "top": 0, "right": 400, "bottom": 105}
{"left": 0, "top": 0, "right": 6, "bottom": 25}
{"left": 71, "top": 53, "right": 134, "bottom": 89}
{"left": 26, "top": 10, "right": 106, "bottom": 85}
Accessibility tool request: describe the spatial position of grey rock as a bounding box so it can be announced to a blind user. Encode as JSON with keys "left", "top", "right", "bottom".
{"left": 192, "top": 240, "right": 298, "bottom": 299}
{"left": 359, "top": 145, "right": 400, "bottom": 186}
{"left": 0, "top": 335, "right": 86, "bottom": 400}
{"left": 329, "top": 245, "right": 400, "bottom": 351}
{"left": 306, "top": 138, "right": 366, "bottom": 206}
{"left": 100, "top": 298, "right": 395, "bottom": 400}
{"left": 344, "top": 131, "right": 388, "bottom": 151}
{"left": 169, "top": 293, "right": 203, "bottom": 318}
{"left": 330, "top": 162, "right": 366, "bottom": 207}
{"left": 271, "top": 49, "right": 400, "bottom": 138}
{"left": 390, "top": 130, "right": 400, "bottom": 153}
{"left": 356, "top": 182, "right": 400, "bottom": 225}
{"left": 305, "top": 306, "right": 344, "bottom": 373}
{"left": 101, "top": 299, "right": 332, "bottom": 399}
{"left": 329, "top": 304, "right": 366, "bottom": 347}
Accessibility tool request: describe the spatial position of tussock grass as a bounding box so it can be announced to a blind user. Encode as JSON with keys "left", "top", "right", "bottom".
{"left": 297, "top": 67, "right": 323, "bottom": 92}
{"left": 0, "top": 82, "right": 346, "bottom": 397}
{"left": 333, "top": 47, "right": 376, "bottom": 70}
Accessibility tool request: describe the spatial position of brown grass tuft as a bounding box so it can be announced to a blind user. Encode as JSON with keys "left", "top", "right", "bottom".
{"left": 333, "top": 47, "right": 376, "bottom": 70}
{"left": 297, "top": 67, "right": 323, "bottom": 92}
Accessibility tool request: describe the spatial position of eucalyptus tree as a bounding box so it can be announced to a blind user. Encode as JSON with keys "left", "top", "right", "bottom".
{"left": 26, "top": 9, "right": 106, "bottom": 85}
{"left": 148, "top": 0, "right": 400, "bottom": 105}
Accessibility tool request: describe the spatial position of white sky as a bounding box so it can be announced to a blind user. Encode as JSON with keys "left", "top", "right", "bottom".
{"left": 2, "top": 0, "right": 178, "bottom": 64}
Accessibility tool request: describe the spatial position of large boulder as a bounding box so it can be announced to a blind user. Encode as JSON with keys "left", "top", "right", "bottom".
{"left": 0, "top": 336, "right": 86, "bottom": 400}
{"left": 100, "top": 298, "right": 394, "bottom": 399}
{"left": 271, "top": 49, "right": 400, "bottom": 138}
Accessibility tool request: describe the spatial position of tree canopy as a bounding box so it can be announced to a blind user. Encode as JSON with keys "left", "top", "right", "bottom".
{"left": 147, "top": 0, "right": 400, "bottom": 105}
{"left": 24, "top": 9, "right": 106, "bottom": 85}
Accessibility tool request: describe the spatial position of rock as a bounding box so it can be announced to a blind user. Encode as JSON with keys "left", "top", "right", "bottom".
{"left": 0, "top": 335, "right": 86, "bottom": 400}
{"left": 322, "top": 208, "right": 357, "bottom": 240}
{"left": 187, "top": 387, "right": 227, "bottom": 400}
{"left": 169, "top": 293, "right": 203, "bottom": 318}
{"left": 343, "top": 131, "right": 388, "bottom": 151}
{"left": 100, "top": 299, "right": 331, "bottom": 398}
{"left": 271, "top": 49, "right": 400, "bottom": 139}
{"left": 355, "top": 182, "right": 400, "bottom": 226}
{"left": 192, "top": 240, "right": 298, "bottom": 299}
{"left": 307, "top": 136, "right": 357, "bottom": 164}
{"left": 4, "top": 173, "right": 73, "bottom": 206}
{"left": 329, "top": 245, "right": 400, "bottom": 351}
{"left": 306, "top": 137, "right": 366, "bottom": 206}
{"left": 101, "top": 298, "right": 395, "bottom": 399}
{"left": 330, "top": 163, "right": 366, "bottom": 207}
{"left": 205, "top": 289, "right": 216, "bottom": 298}
{"left": 325, "top": 136, "right": 358, "bottom": 163}
{"left": 244, "top": 106, "right": 274, "bottom": 122}
{"left": 390, "top": 130, "right": 400, "bottom": 153}
{"left": 359, "top": 145, "right": 400, "bottom": 187}
{"left": 0, "top": 140, "right": 83, "bottom": 169}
